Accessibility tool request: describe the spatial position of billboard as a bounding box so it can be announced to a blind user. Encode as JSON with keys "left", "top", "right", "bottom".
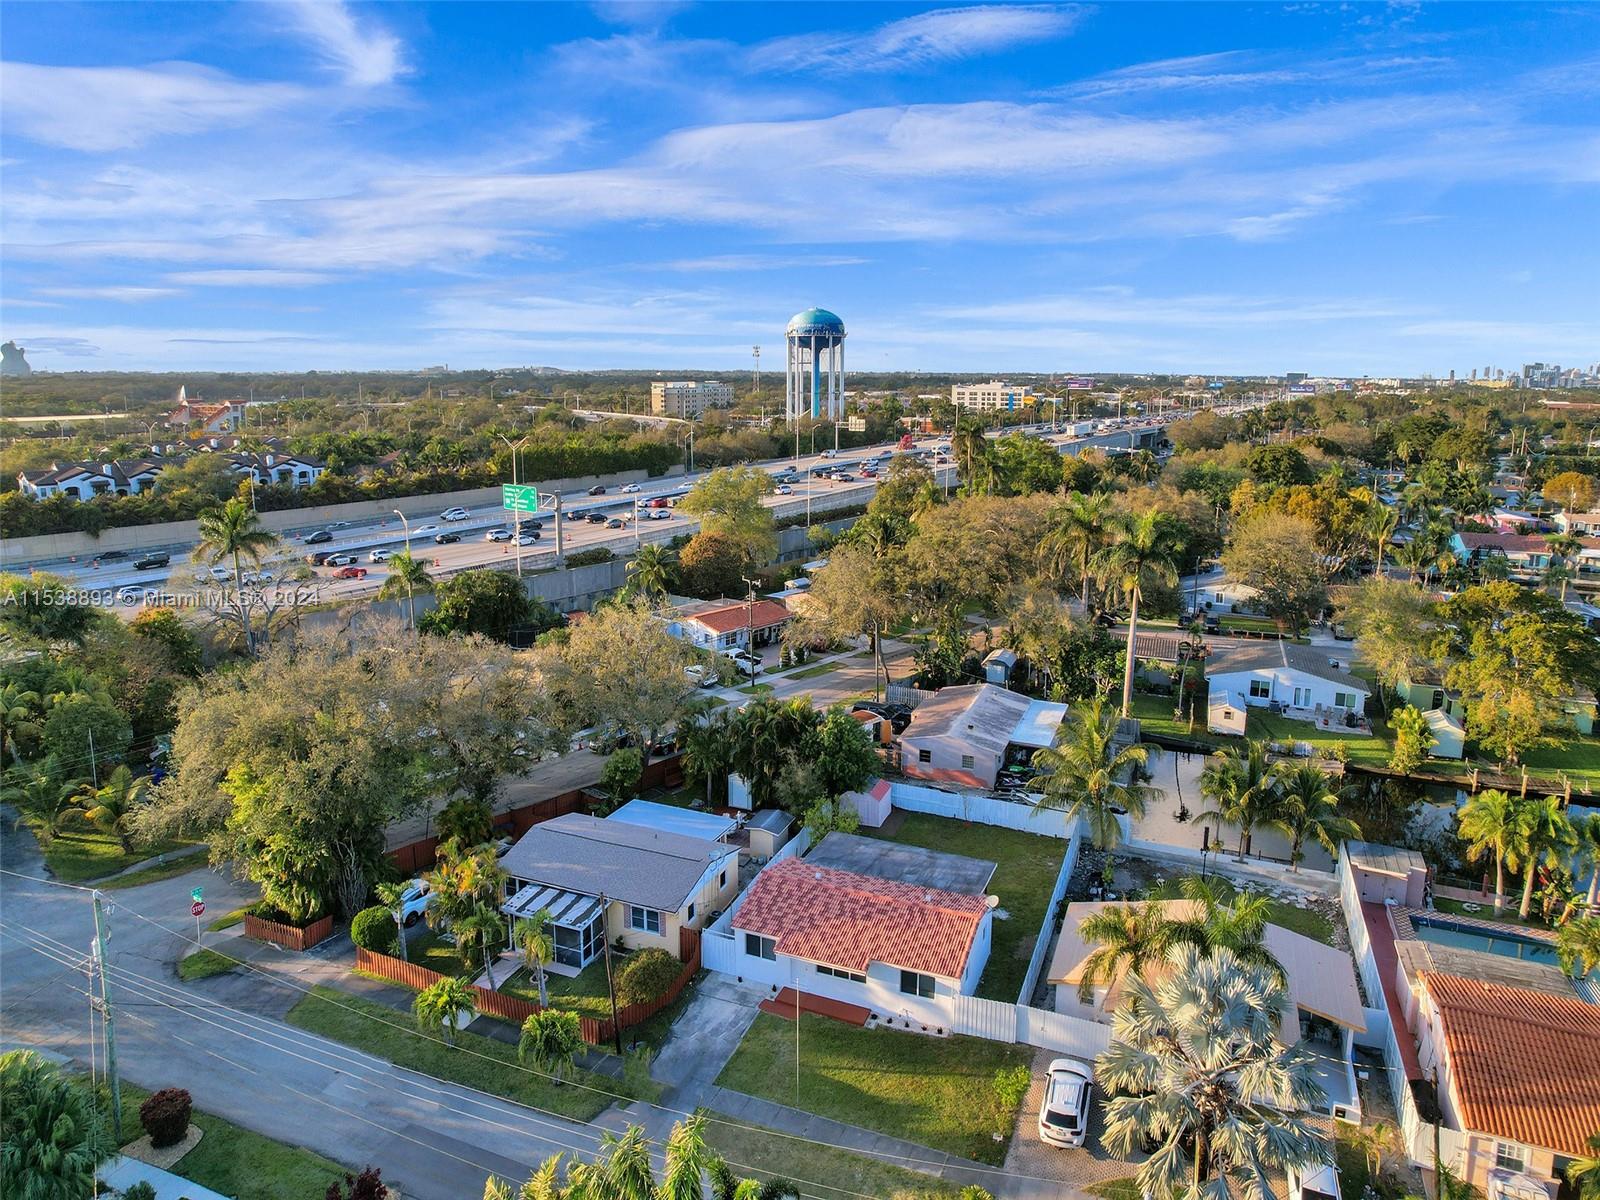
{"left": 1287, "top": 384, "right": 1316, "bottom": 394}
{"left": 1207, "top": 381, "right": 1227, "bottom": 389}
{"left": 1065, "top": 377, "right": 1094, "bottom": 390}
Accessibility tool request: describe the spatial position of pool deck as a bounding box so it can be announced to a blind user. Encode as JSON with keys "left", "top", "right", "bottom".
{"left": 1391, "top": 906, "right": 1557, "bottom": 945}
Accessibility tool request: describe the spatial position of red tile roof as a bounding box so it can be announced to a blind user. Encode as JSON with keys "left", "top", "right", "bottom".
{"left": 733, "top": 856, "right": 988, "bottom": 979}
{"left": 1422, "top": 972, "right": 1600, "bottom": 1156}
{"left": 686, "top": 599, "right": 793, "bottom": 635}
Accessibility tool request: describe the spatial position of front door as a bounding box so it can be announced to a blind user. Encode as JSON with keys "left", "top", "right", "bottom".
{"left": 1294, "top": 686, "right": 1311, "bottom": 708}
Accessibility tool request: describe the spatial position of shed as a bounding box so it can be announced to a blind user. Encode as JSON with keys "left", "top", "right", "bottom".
{"left": 1207, "top": 685, "right": 1248, "bottom": 736}
{"left": 982, "top": 648, "right": 1017, "bottom": 685}
{"left": 1422, "top": 708, "right": 1465, "bottom": 760}
{"left": 746, "top": 808, "right": 794, "bottom": 857}
{"left": 608, "top": 798, "right": 736, "bottom": 843}
{"left": 841, "top": 778, "right": 892, "bottom": 829}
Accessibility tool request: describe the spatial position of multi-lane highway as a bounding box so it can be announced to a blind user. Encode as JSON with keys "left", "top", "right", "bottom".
{"left": 12, "top": 415, "right": 1195, "bottom": 612}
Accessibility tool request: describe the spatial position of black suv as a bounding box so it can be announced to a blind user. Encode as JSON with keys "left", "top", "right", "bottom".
{"left": 131, "top": 552, "right": 170, "bottom": 571}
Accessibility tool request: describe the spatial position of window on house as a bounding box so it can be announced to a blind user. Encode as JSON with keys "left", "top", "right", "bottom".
{"left": 627, "top": 906, "right": 663, "bottom": 935}
{"left": 817, "top": 964, "right": 866, "bottom": 984}
{"left": 960, "top": 754, "right": 975, "bottom": 770}
{"left": 899, "top": 970, "right": 935, "bottom": 998}
{"left": 1249, "top": 679, "right": 1271, "bottom": 699}
{"left": 1495, "top": 1144, "right": 1526, "bottom": 1173}
{"left": 917, "top": 748, "right": 931, "bottom": 764}
{"left": 686, "top": 903, "right": 696, "bottom": 923}
{"left": 1334, "top": 691, "right": 1355, "bottom": 709}
{"left": 719, "top": 870, "right": 727, "bottom": 888}
{"left": 744, "top": 933, "right": 776, "bottom": 961}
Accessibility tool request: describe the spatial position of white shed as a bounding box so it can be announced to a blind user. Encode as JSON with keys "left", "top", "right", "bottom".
{"left": 1208, "top": 686, "right": 1248, "bottom": 736}
{"left": 1422, "top": 708, "right": 1466, "bottom": 759}
{"left": 841, "top": 778, "right": 892, "bottom": 829}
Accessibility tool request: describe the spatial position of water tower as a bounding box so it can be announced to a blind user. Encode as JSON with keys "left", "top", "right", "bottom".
{"left": 784, "top": 307, "right": 846, "bottom": 421}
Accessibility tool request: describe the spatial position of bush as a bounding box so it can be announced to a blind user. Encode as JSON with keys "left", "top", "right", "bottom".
{"left": 326, "top": 1167, "right": 385, "bottom": 1200}
{"left": 122, "top": 1183, "right": 157, "bottom": 1200}
{"left": 614, "top": 948, "right": 682, "bottom": 1008}
{"left": 436, "top": 796, "right": 494, "bottom": 848}
{"left": 138, "top": 1087, "right": 192, "bottom": 1148}
{"left": 350, "top": 906, "right": 399, "bottom": 956}
{"left": 564, "top": 547, "right": 615, "bottom": 568}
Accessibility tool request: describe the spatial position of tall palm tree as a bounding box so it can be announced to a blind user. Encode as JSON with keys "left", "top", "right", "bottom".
{"left": 660, "top": 1113, "right": 719, "bottom": 1200}
{"left": 377, "top": 551, "right": 433, "bottom": 632}
{"left": 453, "top": 902, "right": 506, "bottom": 987}
{"left": 1573, "top": 812, "right": 1600, "bottom": 912}
{"left": 514, "top": 910, "right": 555, "bottom": 1008}
{"left": 1073, "top": 901, "right": 1178, "bottom": 1002}
{"left": 374, "top": 882, "right": 412, "bottom": 963}
{"left": 1031, "top": 696, "right": 1154, "bottom": 850}
{"left": 59, "top": 765, "right": 148, "bottom": 853}
{"left": 1196, "top": 740, "right": 1282, "bottom": 861}
{"left": 1171, "top": 876, "right": 1284, "bottom": 983}
{"left": 1092, "top": 509, "right": 1186, "bottom": 716}
{"left": 951, "top": 412, "right": 989, "bottom": 490}
{"left": 680, "top": 707, "right": 736, "bottom": 807}
{"left": 413, "top": 977, "right": 476, "bottom": 1045}
{"left": 195, "top": 497, "right": 279, "bottom": 654}
{"left": 517, "top": 1009, "right": 584, "bottom": 1084}
{"left": 1565, "top": 1132, "right": 1600, "bottom": 1200}
{"left": 1557, "top": 918, "right": 1600, "bottom": 979}
{"left": 1457, "top": 788, "right": 1523, "bottom": 914}
{"left": 1039, "top": 491, "right": 1117, "bottom": 610}
{"left": 623, "top": 543, "right": 674, "bottom": 605}
{"left": 1097, "top": 945, "right": 1330, "bottom": 1200}
{"left": 1273, "top": 764, "right": 1361, "bottom": 872}
{"left": 1, "top": 764, "right": 83, "bottom": 836}
{"left": 1368, "top": 504, "right": 1399, "bottom": 576}
{"left": 0, "top": 683, "right": 40, "bottom": 767}
{"left": 0, "top": 1049, "right": 114, "bottom": 1200}
{"left": 1508, "top": 794, "right": 1577, "bottom": 920}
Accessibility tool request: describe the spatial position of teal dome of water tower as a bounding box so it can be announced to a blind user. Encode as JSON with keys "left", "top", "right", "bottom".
{"left": 786, "top": 307, "right": 846, "bottom": 339}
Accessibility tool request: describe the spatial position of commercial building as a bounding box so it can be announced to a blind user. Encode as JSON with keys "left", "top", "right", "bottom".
{"left": 650, "top": 380, "right": 734, "bottom": 419}
{"left": 950, "top": 380, "right": 1035, "bottom": 413}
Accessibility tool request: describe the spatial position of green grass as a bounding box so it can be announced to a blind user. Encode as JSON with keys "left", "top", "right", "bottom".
{"left": 99, "top": 848, "right": 211, "bottom": 890}
{"left": 404, "top": 929, "right": 478, "bottom": 979}
{"left": 1431, "top": 896, "right": 1550, "bottom": 930}
{"left": 702, "top": 1110, "right": 967, "bottom": 1199}
{"left": 500, "top": 959, "right": 699, "bottom": 1051}
{"left": 1519, "top": 732, "right": 1600, "bottom": 789}
{"left": 1128, "top": 693, "right": 1225, "bottom": 747}
{"left": 782, "top": 661, "right": 843, "bottom": 681}
{"left": 1218, "top": 614, "right": 1281, "bottom": 633}
{"left": 285, "top": 985, "right": 619, "bottom": 1120}
{"left": 20, "top": 818, "right": 196, "bottom": 884}
{"left": 1142, "top": 874, "right": 1335, "bottom": 944}
{"left": 112, "top": 1081, "right": 346, "bottom": 1200}
{"left": 1086, "top": 1180, "right": 1142, "bottom": 1200}
{"left": 714, "top": 1012, "right": 1031, "bottom": 1166}
{"left": 178, "top": 947, "right": 240, "bottom": 982}
{"left": 1246, "top": 710, "right": 1395, "bottom": 769}
{"left": 863, "top": 812, "right": 1066, "bottom": 1001}
{"left": 739, "top": 682, "right": 775, "bottom": 696}
{"left": 207, "top": 906, "right": 248, "bottom": 931}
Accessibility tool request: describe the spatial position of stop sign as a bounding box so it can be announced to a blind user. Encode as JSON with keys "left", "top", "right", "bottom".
{"left": 191, "top": 901, "right": 206, "bottom": 917}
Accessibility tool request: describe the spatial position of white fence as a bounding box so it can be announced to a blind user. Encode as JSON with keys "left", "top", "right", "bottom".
{"left": 888, "top": 780, "right": 1076, "bottom": 839}
{"left": 1015, "top": 831, "right": 1082, "bottom": 1006}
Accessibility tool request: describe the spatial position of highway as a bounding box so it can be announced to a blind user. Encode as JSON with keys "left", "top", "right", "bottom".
{"left": 10, "top": 414, "right": 1204, "bottom": 612}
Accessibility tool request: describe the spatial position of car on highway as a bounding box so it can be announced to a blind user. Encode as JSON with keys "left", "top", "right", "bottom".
{"left": 774, "top": 484, "right": 793, "bottom": 495}
{"left": 368, "top": 548, "right": 395, "bottom": 563}
{"left": 326, "top": 552, "right": 361, "bottom": 566}
{"left": 645, "top": 497, "right": 670, "bottom": 508}
{"left": 117, "top": 586, "right": 157, "bottom": 604}
{"left": 831, "top": 472, "right": 855, "bottom": 482}
{"left": 620, "top": 482, "right": 640, "bottom": 493}
{"left": 440, "top": 507, "right": 470, "bottom": 522}
{"left": 585, "top": 512, "right": 607, "bottom": 523}
{"left": 132, "top": 553, "right": 170, "bottom": 571}
{"left": 332, "top": 566, "right": 368, "bottom": 580}
{"left": 305, "top": 529, "right": 333, "bottom": 545}
{"left": 485, "top": 528, "right": 512, "bottom": 542}
{"left": 197, "top": 565, "right": 231, "bottom": 583}
{"left": 433, "top": 532, "right": 461, "bottom": 544}
{"left": 859, "top": 467, "right": 877, "bottom": 478}
{"left": 516, "top": 533, "right": 540, "bottom": 546}
{"left": 606, "top": 517, "right": 625, "bottom": 529}
{"left": 240, "top": 569, "right": 274, "bottom": 584}
{"left": 307, "top": 550, "right": 336, "bottom": 566}
{"left": 645, "top": 509, "right": 672, "bottom": 521}
{"left": 588, "top": 485, "right": 607, "bottom": 496}
{"left": 411, "top": 524, "right": 438, "bottom": 536}
{"left": 819, "top": 449, "right": 837, "bottom": 458}
{"left": 1037, "top": 1058, "right": 1094, "bottom": 1149}
{"left": 98, "top": 549, "right": 128, "bottom": 561}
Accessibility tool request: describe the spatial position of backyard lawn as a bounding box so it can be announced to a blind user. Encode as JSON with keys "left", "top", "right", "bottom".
{"left": 286, "top": 985, "right": 622, "bottom": 1119}
{"left": 500, "top": 958, "right": 699, "bottom": 1050}
{"left": 401, "top": 929, "right": 478, "bottom": 979}
{"left": 1128, "top": 693, "right": 1397, "bottom": 770}
{"left": 702, "top": 1110, "right": 968, "bottom": 1199}
{"left": 1142, "top": 874, "right": 1335, "bottom": 944}
{"left": 714, "top": 1012, "right": 1031, "bottom": 1165}
{"left": 862, "top": 812, "right": 1067, "bottom": 1002}
{"left": 113, "top": 1081, "right": 346, "bottom": 1200}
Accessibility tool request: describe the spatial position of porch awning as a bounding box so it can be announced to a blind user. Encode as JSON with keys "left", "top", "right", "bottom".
{"left": 502, "top": 883, "right": 603, "bottom": 929}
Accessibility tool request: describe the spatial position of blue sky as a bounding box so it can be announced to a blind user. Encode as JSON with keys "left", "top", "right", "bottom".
{"left": 1, "top": 2, "right": 1596, "bottom": 375}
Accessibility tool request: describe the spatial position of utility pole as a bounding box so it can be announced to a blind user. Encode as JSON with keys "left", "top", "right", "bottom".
{"left": 752, "top": 346, "right": 761, "bottom": 405}
{"left": 598, "top": 897, "right": 623, "bottom": 1055}
{"left": 93, "top": 891, "right": 122, "bottom": 1132}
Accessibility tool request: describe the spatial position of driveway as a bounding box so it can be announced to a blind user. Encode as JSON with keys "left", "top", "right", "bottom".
{"left": 1004, "top": 1046, "right": 1140, "bottom": 1194}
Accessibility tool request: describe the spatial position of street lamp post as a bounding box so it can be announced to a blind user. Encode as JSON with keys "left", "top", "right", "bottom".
{"left": 393, "top": 509, "right": 412, "bottom": 554}
{"left": 497, "top": 434, "right": 530, "bottom": 578}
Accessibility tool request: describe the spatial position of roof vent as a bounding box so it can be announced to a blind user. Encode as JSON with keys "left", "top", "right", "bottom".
{"left": 923, "top": 893, "right": 933, "bottom": 902}
{"left": 814, "top": 870, "right": 823, "bottom": 880}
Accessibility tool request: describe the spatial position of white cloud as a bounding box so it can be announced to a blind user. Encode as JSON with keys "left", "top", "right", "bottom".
{"left": 277, "top": 0, "right": 406, "bottom": 87}
{"left": 657, "top": 254, "right": 868, "bottom": 272}
{"left": 166, "top": 269, "right": 336, "bottom": 287}
{"left": 749, "top": 5, "right": 1081, "bottom": 74}
{"left": 0, "top": 62, "right": 304, "bottom": 151}
{"left": 37, "top": 285, "right": 180, "bottom": 302}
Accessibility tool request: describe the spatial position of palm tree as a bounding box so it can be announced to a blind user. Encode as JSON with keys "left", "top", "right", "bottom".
{"left": 1508, "top": 794, "right": 1577, "bottom": 920}
{"left": 0, "top": 1049, "right": 113, "bottom": 1200}
{"left": 1039, "top": 491, "right": 1117, "bottom": 610}
{"left": 1457, "top": 789, "right": 1522, "bottom": 914}
{"left": 1031, "top": 696, "right": 1154, "bottom": 850}
{"left": 1368, "top": 504, "right": 1398, "bottom": 576}
{"left": 517, "top": 1009, "right": 584, "bottom": 1084}
{"left": 659, "top": 1112, "right": 718, "bottom": 1200}
{"left": 1073, "top": 901, "right": 1178, "bottom": 1002}
{"left": 951, "top": 412, "right": 989, "bottom": 490}
{"left": 1573, "top": 812, "right": 1600, "bottom": 912}
{"left": 1557, "top": 918, "right": 1600, "bottom": 978}
{"left": 195, "top": 497, "right": 279, "bottom": 654}
{"left": 58, "top": 765, "right": 148, "bottom": 853}
{"left": 1273, "top": 764, "right": 1361, "bottom": 872}
{"left": 1197, "top": 740, "right": 1282, "bottom": 861}
{"left": 453, "top": 902, "right": 507, "bottom": 986}
{"left": 374, "top": 882, "right": 412, "bottom": 963}
{"left": 514, "top": 910, "right": 555, "bottom": 1008}
{"left": 623, "top": 543, "right": 673, "bottom": 605}
{"left": 1097, "top": 945, "right": 1330, "bottom": 1200}
{"left": 1566, "top": 1133, "right": 1600, "bottom": 1200}
{"left": 1092, "top": 509, "right": 1186, "bottom": 716}
{"left": 377, "top": 551, "right": 433, "bottom": 632}
{"left": 1, "top": 764, "right": 82, "bottom": 837}
{"left": 413, "top": 977, "right": 476, "bottom": 1045}
{"left": 0, "top": 683, "right": 40, "bottom": 767}
{"left": 1171, "top": 876, "right": 1284, "bottom": 982}
{"left": 680, "top": 708, "right": 737, "bottom": 807}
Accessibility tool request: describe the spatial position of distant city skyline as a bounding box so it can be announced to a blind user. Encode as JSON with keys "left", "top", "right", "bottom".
{"left": 1, "top": 2, "right": 1596, "bottom": 375}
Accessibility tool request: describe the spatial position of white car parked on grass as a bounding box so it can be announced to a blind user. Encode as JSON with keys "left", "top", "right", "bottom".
{"left": 1037, "top": 1058, "right": 1093, "bottom": 1148}
{"left": 398, "top": 879, "right": 435, "bottom": 926}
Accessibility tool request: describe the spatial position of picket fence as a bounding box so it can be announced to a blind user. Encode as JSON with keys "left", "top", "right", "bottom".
{"left": 1015, "top": 830, "right": 1082, "bottom": 1006}
{"left": 244, "top": 913, "right": 333, "bottom": 952}
{"left": 887, "top": 780, "right": 1076, "bottom": 839}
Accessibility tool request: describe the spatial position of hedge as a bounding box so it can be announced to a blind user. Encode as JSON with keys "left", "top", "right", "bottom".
{"left": 350, "top": 906, "right": 399, "bottom": 956}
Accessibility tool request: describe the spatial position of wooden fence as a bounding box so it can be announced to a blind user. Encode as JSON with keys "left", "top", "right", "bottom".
{"left": 353, "top": 928, "right": 702, "bottom": 1047}
{"left": 243, "top": 913, "right": 333, "bottom": 951}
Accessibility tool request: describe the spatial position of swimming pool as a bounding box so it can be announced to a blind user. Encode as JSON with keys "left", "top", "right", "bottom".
{"left": 1410, "top": 915, "right": 1559, "bottom": 965}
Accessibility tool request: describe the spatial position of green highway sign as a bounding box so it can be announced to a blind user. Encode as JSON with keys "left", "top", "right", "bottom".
{"left": 502, "top": 483, "right": 539, "bottom": 513}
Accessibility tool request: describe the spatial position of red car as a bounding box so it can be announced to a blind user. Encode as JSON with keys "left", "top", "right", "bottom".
{"left": 332, "top": 565, "right": 368, "bottom": 580}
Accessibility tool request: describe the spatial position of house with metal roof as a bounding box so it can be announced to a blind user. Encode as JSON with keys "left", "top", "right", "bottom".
{"left": 1205, "top": 640, "right": 1371, "bottom": 733}
{"left": 497, "top": 813, "right": 738, "bottom": 966}
{"left": 897, "top": 683, "right": 1065, "bottom": 789}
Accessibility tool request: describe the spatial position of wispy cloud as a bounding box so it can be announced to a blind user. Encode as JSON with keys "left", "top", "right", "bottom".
{"left": 166, "top": 269, "right": 336, "bottom": 287}
{"left": 749, "top": 5, "right": 1081, "bottom": 74}
{"left": 38, "top": 285, "right": 179, "bottom": 302}
{"left": 656, "top": 254, "right": 869, "bottom": 272}
{"left": 277, "top": 0, "right": 406, "bottom": 88}
{"left": 1057, "top": 49, "right": 1452, "bottom": 100}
